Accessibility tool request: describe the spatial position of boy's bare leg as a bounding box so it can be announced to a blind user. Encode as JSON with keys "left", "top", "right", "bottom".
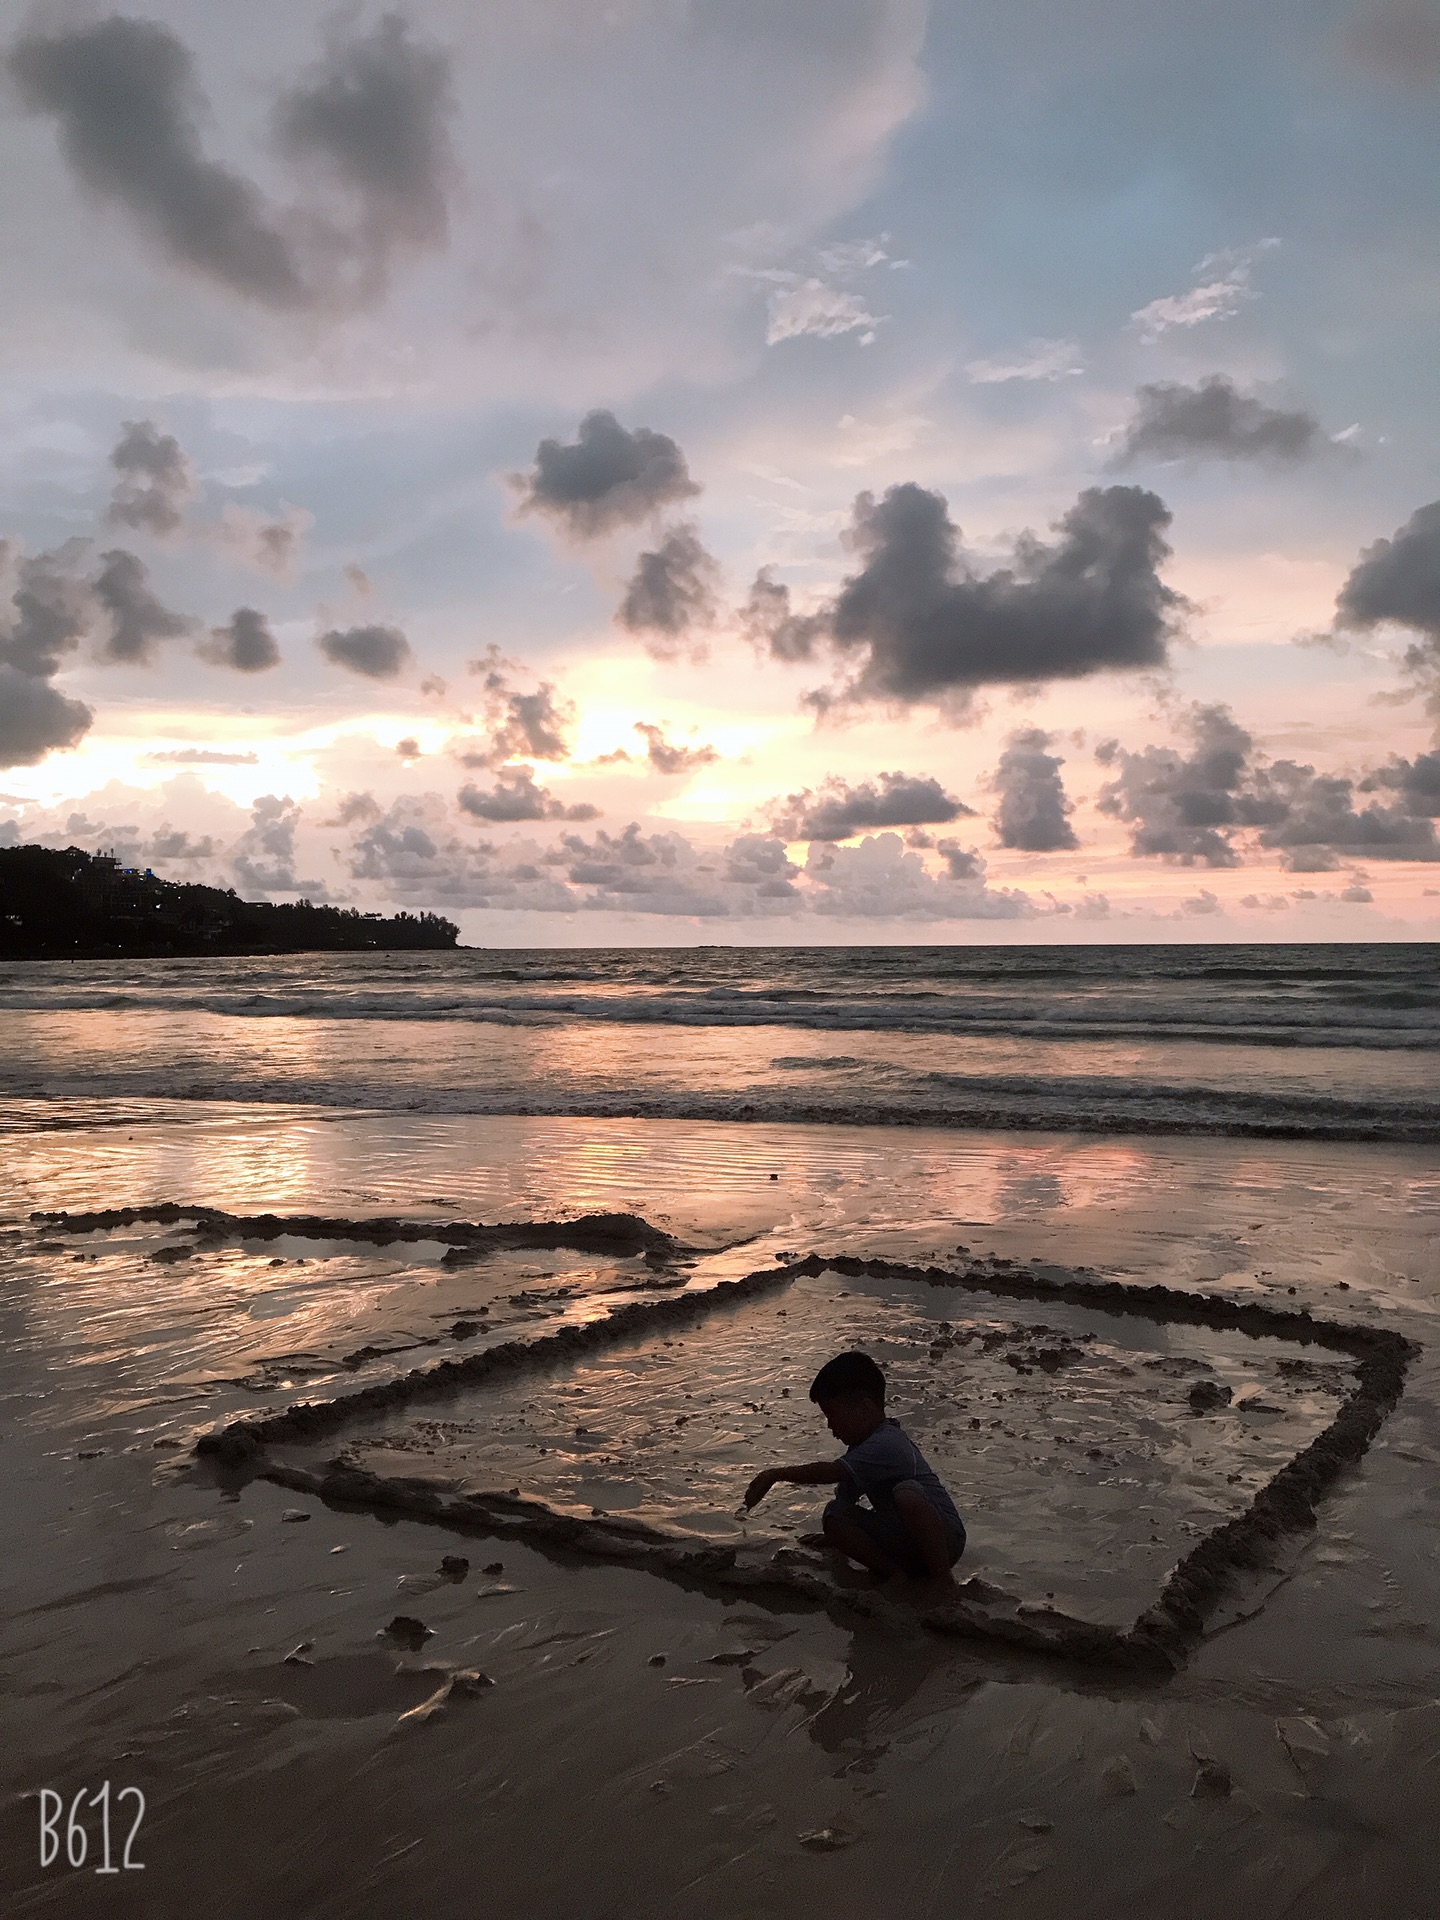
{"left": 821, "top": 1506, "right": 899, "bottom": 1577}
{"left": 893, "top": 1485, "right": 959, "bottom": 1588}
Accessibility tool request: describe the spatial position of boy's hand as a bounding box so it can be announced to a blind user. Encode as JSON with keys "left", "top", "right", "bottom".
{"left": 742, "top": 1468, "right": 778, "bottom": 1510}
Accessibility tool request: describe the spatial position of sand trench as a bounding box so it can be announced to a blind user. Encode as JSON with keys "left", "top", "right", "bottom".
{"left": 33, "top": 1203, "right": 1409, "bottom": 1675}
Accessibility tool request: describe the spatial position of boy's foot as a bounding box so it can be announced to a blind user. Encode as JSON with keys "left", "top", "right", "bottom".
{"left": 911, "top": 1571, "right": 961, "bottom": 1604}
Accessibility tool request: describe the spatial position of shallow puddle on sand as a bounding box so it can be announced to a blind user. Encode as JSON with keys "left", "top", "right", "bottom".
{"left": 315, "top": 1264, "right": 1353, "bottom": 1629}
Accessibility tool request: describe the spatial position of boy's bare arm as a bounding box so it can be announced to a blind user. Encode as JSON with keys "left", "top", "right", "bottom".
{"left": 742, "top": 1459, "right": 845, "bottom": 1508}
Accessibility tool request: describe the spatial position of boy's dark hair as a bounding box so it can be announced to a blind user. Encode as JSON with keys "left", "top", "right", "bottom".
{"left": 809, "top": 1351, "right": 886, "bottom": 1406}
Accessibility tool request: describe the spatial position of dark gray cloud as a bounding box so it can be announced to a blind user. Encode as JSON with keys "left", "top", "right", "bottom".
{"left": 1249, "top": 761, "right": 1440, "bottom": 867}
{"left": 990, "top": 728, "right": 1079, "bottom": 852}
{"left": 0, "top": 541, "right": 95, "bottom": 765}
{"left": 202, "top": 607, "right": 281, "bottom": 673}
{"left": 462, "top": 650, "right": 574, "bottom": 765}
{"left": 1112, "top": 376, "right": 1329, "bottom": 466}
{"left": 108, "top": 418, "right": 197, "bottom": 535}
{"left": 723, "top": 834, "right": 802, "bottom": 902}
{"left": 633, "top": 723, "right": 718, "bottom": 775}
{"left": 11, "top": 15, "right": 454, "bottom": 315}
{"left": 1334, "top": 498, "right": 1440, "bottom": 730}
{"left": 1, "top": 540, "right": 95, "bottom": 677}
{"left": 94, "top": 549, "right": 196, "bottom": 664}
{"left": 274, "top": 13, "right": 455, "bottom": 287}
{"left": 616, "top": 524, "right": 720, "bottom": 651}
{"left": 1097, "top": 704, "right": 1275, "bottom": 867}
{"left": 457, "top": 768, "right": 599, "bottom": 823}
{"left": 0, "top": 669, "right": 93, "bottom": 769}
{"left": 1098, "top": 703, "right": 1440, "bottom": 868}
{"left": 757, "top": 483, "right": 1183, "bottom": 708}
{"left": 1361, "top": 751, "right": 1440, "bottom": 814}
{"left": 740, "top": 566, "right": 827, "bottom": 662}
{"left": 10, "top": 16, "right": 306, "bottom": 308}
{"left": 767, "top": 770, "right": 972, "bottom": 842}
{"left": 1336, "top": 499, "right": 1440, "bottom": 636}
{"left": 514, "top": 411, "right": 700, "bottom": 539}
{"left": 317, "top": 623, "right": 411, "bottom": 679}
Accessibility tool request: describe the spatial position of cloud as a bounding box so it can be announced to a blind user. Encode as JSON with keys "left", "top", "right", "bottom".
{"left": 327, "top": 791, "right": 384, "bottom": 828}
{"left": 1130, "top": 241, "right": 1278, "bottom": 344}
{"left": 737, "top": 228, "right": 896, "bottom": 346}
{"left": 94, "top": 549, "right": 196, "bottom": 663}
{"left": 803, "top": 832, "right": 1035, "bottom": 920}
{"left": 1334, "top": 499, "right": 1440, "bottom": 729}
{"left": 1097, "top": 702, "right": 1440, "bottom": 868}
{"left": 10, "top": 14, "right": 456, "bottom": 319}
{"left": 106, "top": 419, "right": 309, "bottom": 575}
{"left": 202, "top": 607, "right": 281, "bottom": 673}
{"left": 760, "top": 483, "right": 1183, "bottom": 709}
{"left": 765, "top": 279, "right": 885, "bottom": 345}
{"left": 554, "top": 821, "right": 798, "bottom": 917}
{"left": 740, "top": 567, "right": 827, "bottom": 663}
{"left": 990, "top": 729, "right": 1079, "bottom": 852}
{"left": 0, "top": 669, "right": 93, "bottom": 769}
{"left": 1248, "top": 760, "right": 1440, "bottom": 867}
{"left": 231, "top": 794, "right": 306, "bottom": 895}
{"left": 1112, "top": 376, "right": 1330, "bottom": 466}
{"left": 461, "top": 650, "right": 575, "bottom": 765}
{"left": 1360, "top": 751, "right": 1440, "bottom": 814}
{"left": 212, "top": 504, "right": 312, "bottom": 579}
{"left": 147, "top": 748, "right": 259, "bottom": 765}
{"left": 616, "top": 524, "right": 720, "bottom": 653}
{"left": 9, "top": 16, "right": 307, "bottom": 308}
{"left": 458, "top": 767, "right": 599, "bottom": 823}
{"left": 0, "top": 541, "right": 95, "bottom": 766}
{"left": 347, "top": 802, "right": 799, "bottom": 918}
{"left": 317, "top": 623, "right": 411, "bottom": 679}
{"left": 107, "top": 418, "right": 196, "bottom": 535}
{"left": 148, "top": 827, "right": 218, "bottom": 862}
{"left": 512, "top": 411, "right": 700, "bottom": 540}
{"left": 633, "top": 723, "right": 718, "bottom": 775}
{"left": 964, "top": 338, "right": 1084, "bottom": 384}
{"left": 337, "top": 804, "right": 1055, "bottom": 924}
{"left": 1336, "top": 499, "right": 1440, "bottom": 636}
{"left": 347, "top": 798, "right": 512, "bottom": 908}
{"left": 273, "top": 12, "right": 456, "bottom": 294}
{"left": 1097, "top": 704, "right": 1273, "bottom": 867}
{"left": 1, "top": 540, "right": 95, "bottom": 677}
{"left": 768, "top": 770, "right": 972, "bottom": 842}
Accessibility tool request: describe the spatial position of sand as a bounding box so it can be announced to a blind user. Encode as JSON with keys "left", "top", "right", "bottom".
{"left": 4, "top": 1109, "right": 1440, "bottom": 1918}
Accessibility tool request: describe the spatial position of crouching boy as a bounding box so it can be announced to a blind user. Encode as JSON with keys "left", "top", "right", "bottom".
{"left": 742, "top": 1350, "right": 966, "bottom": 1587}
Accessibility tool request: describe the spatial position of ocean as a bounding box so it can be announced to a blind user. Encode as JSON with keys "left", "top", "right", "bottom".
{"left": 2, "top": 941, "right": 1437, "bottom": 1143}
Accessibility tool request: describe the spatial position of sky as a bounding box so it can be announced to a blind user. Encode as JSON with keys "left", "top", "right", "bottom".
{"left": 2, "top": 0, "right": 1440, "bottom": 945}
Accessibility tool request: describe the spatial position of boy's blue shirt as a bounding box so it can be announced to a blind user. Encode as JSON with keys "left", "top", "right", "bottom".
{"left": 837, "top": 1416, "right": 964, "bottom": 1531}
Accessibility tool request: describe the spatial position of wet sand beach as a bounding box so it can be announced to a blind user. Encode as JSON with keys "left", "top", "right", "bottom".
{"left": 5, "top": 1097, "right": 1440, "bottom": 1919}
